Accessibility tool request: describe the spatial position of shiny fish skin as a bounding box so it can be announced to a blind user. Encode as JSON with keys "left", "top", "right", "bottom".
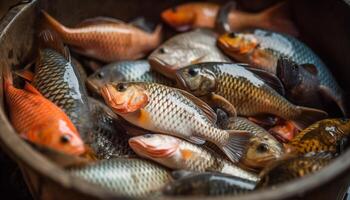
{"left": 87, "top": 60, "right": 174, "bottom": 96}
{"left": 69, "top": 158, "right": 171, "bottom": 197}
{"left": 163, "top": 172, "right": 255, "bottom": 196}
{"left": 33, "top": 48, "right": 92, "bottom": 141}
{"left": 218, "top": 116, "right": 270, "bottom": 136}
{"left": 88, "top": 98, "right": 135, "bottom": 159}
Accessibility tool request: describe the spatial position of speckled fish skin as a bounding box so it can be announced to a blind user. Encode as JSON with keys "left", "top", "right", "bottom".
{"left": 88, "top": 98, "right": 135, "bottom": 159}
{"left": 33, "top": 48, "right": 92, "bottom": 142}
{"left": 87, "top": 60, "right": 174, "bottom": 96}
{"left": 177, "top": 62, "right": 327, "bottom": 129}
{"left": 257, "top": 156, "right": 330, "bottom": 188}
{"left": 129, "top": 134, "right": 258, "bottom": 182}
{"left": 289, "top": 118, "right": 350, "bottom": 155}
{"left": 148, "top": 29, "right": 231, "bottom": 79}
{"left": 69, "top": 158, "right": 171, "bottom": 197}
{"left": 163, "top": 172, "right": 255, "bottom": 196}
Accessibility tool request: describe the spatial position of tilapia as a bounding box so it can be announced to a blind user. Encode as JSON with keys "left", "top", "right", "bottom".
{"left": 163, "top": 171, "right": 255, "bottom": 196}
{"left": 176, "top": 62, "right": 328, "bottom": 130}
{"left": 87, "top": 60, "right": 174, "bottom": 96}
{"left": 129, "top": 134, "right": 258, "bottom": 182}
{"left": 148, "top": 29, "right": 231, "bottom": 79}
{"left": 100, "top": 82, "right": 252, "bottom": 162}
{"left": 217, "top": 29, "right": 346, "bottom": 115}
{"left": 69, "top": 158, "right": 171, "bottom": 197}
{"left": 288, "top": 118, "right": 350, "bottom": 155}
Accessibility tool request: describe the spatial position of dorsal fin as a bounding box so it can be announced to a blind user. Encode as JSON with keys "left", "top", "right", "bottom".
{"left": 301, "top": 64, "right": 318, "bottom": 75}
{"left": 24, "top": 82, "right": 42, "bottom": 95}
{"left": 38, "top": 29, "right": 71, "bottom": 61}
{"left": 75, "top": 17, "right": 126, "bottom": 27}
{"left": 175, "top": 88, "right": 217, "bottom": 124}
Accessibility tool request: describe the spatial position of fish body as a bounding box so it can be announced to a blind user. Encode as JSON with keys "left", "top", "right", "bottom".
{"left": 3, "top": 68, "right": 85, "bottom": 155}
{"left": 176, "top": 62, "right": 327, "bottom": 130}
{"left": 218, "top": 30, "right": 345, "bottom": 115}
{"left": 149, "top": 29, "right": 231, "bottom": 79}
{"left": 163, "top": 172, "right": 255, "bottom": 196}
{"left": 289, "top": 118, "right": 350, "bottom": 155}
{"left": 129, "top": 134, "right": 258, "bottom": 182}
{"left": 42, "top": 11, "right": 162, "bottom": 62}
{"left": 69, "top": 158, "right": 171, "bottom": 197}
{"left": 87, "top": 60, "right": 173, "bottom": 96}
{"left": 101, "top": 82, "right": 252, "bottom": 162}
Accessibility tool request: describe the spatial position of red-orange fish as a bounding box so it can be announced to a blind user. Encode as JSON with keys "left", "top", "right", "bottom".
{"left": 269, "top": 121, "right": 299, "bottom": 143}
{"left": 42, "top": 11, "right": 162, "bottom": 62}
{"left": 3, "top": 67, "right": 85, "bottom": 155}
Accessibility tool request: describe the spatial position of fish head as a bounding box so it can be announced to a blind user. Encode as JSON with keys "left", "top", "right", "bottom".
{"left": 25, "top": 119, "right": 85, "bottom": 156}
{"left": 176, "top": 65, "right": 216, "bottom": 96}
{"left": 100, "top": 82, "right": 149, "bottom": 114}
{"left": 218, "top": 32, "right": 259, "bottom": 56}
{"left": 242, "top": 135, "right": 284, "bottom": 169}
{"left": 129, "top": 134, "right": 181, "bottom": 167}
{"left": 87, "top": 67, "right": 125, "bottom": 95}
{"left": 161, "top": 5, "right": 195, "bottom": 31}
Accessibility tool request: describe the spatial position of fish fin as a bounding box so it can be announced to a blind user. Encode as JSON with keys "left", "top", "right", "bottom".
{"left": 220, "top": 130, "right": 252, "bottom": 163}
{"left": 129, "top": 17, "right": 157, "bottom": 33}
{"left": 215, "top": 1, "right": 237, "bottom": 33}
{"left": 300, "top": 64, "right": 318, "bottom": 75}
{"left": 248, "top": 115, "right": 278, "bottom": 127}
{"left": 41, "top": 10, "right": 67, "bottom": 35}
{"left": 176, "top": 88, "right": 217, "bottom": 124}
{"left": 170, "top": 170, "right": 197, "bottom": 180}
{"left": 291, "top": 106, "right": 328, "bottom": 130}
{"left": 304, "top": 151, "right": 334, "bottom": 160}
{"left": 243, "top": 65, "right": 285, "bottom": 96}
{"left": 38, "top": 28, "right": 71, "bottom": 61}
{"left": 14, "top": 69, "right": 34, "bottom": 82}
{"left": 24, "top": 82, "right": 42, "bottom": 95}
{"left": 2, "top": 66, "right": 13, "bottom": 89}
{"left": 208, "top": 93, "right": 237, "bottom": 118}
{"left": 180, "top": 149, "right": 193, "bottom": 160}
{"left": 76, "top": 17, "right": 125, "bottom": 27}
{"left": 188, "top": 136, "right": 206, "bottom": 145}
{"left": 319, "top": 85, "right": 347, "bottom": 117}
{"left": 137, "top": 108, "right": 152, "bottom": 125}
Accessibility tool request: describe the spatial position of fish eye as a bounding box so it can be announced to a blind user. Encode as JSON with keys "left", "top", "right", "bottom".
{"left": 159, "top": 47, "right": 166, "bottom": 54}
{"left": 188, "top": 68, "right": 198, "bottom": 77}
{"left": 116, "top": 83, "right": 127, "bottom": 92}
{"left": 256, "top": 143, "right": 269, "bottom": 153}
{"left": 60, "top": 135, "right": 71, "bottom": 144}
{"left": 228, "top": 32, "right": 236, "bottom": 38}
{"left": 143, "top": 134, "right": 153, "bottom": 138}
{"left": 97, "top": 71, "right": 104, "bottom": 79}
{"left": 171, "top": 7, "right": 177, "bottom": 12}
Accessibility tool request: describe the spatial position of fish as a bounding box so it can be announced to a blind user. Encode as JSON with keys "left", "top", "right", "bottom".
{"left": 163, "top": 171, "right": 255, "bottom": 196}
{"left": 32, "top": 30, "right": 92, "bottom": 142}
{"left": 217, "top": 115, "right": 284, "bottom": 169}
{"left": 148, "top": 29, "right": 231, "bottom": 79}
{"left": 176, "top": 62, "right": 328, "bottom": 130}
{"left": 269, "top": 120, "right": 299, "bottom": 143}
{"left": 161, "top": 2, "right": 298, "bottom": 36}
{"left": 100, "top": 82, "right": 252, "bottom": 162}
{"left": 129, "top": 134, "right": 258, "bottom": 182}
{"left": 257, "top": 155, "right": 330, "bottom": 188}
{"left": 41, "top": 10, "right": 162, "bottom": 62}
{"left": 288, "top": 118, "right": 350, "bottom": 155}
{"left": 69, "top": 158, "right": 171, "bottom": 197}
{"left": 217, "top": 29, "right": 346, "bottom": 115}
{"left": 86, "top": 60, "right": 174, "bottom": 96}
{"left": 88, "top": 97, "right": 136, "bottom": 159}
{"left": 3, "top": 67, "right": 85, "bottom": 155}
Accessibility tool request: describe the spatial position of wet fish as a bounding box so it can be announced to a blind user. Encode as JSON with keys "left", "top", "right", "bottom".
{"left": 257, "top": 156, "right": 330, "bottom": 188}
{"left": 163, "top": 171, "right": 255, "bottom": 196}
{"left": 176, "top": 62, "right": 328, "bottom": 130}
{"left": 148, "top": 29, "right": 231, "bottom": 79}
{"left": 129, "top": 134, "right": 258, "bottom": 182}
{"left": 269, "top": 120, "right": 299, "bottom": 143}
{"left": 218, "top": 116, "right": 284, "bottom": 169}
{"left": 100, "top": 82, "right": 252, "bottom": 162}
{"left": 42, "top": 10, "right": 162, "bottom": 62}
{"left": 32, "top": 30, "right": 92, "bottom": 142}
{"left": 87, "top": 60, "right": 174, "bottom": 96}
{"left": 3, "top": 67, "right": 85, "bottom": 155}
{"left": 88, "top": 98, "right": 136, "bottom": 159}
{"left": 288, "top": 118, "right": 350, "bottom": 155}
{"left": 217, "top": 29, "right": 345, "bottom": 115}
{"left": 161, "top": 2, "right": 297, "bottom": 36}
{"left": 69, "top": 158, "right": 171, "bottom": 197}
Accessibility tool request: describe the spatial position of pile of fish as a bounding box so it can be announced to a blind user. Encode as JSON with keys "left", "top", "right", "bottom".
{"left": 4, "top": 1, "right": 350, "bottom": 198}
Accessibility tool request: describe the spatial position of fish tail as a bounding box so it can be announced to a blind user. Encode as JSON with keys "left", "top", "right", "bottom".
{"left": 41, "top": 10, "right": 68, "bottom": 36}
{"left": 219, "top": 130, "right": 252, "bottom": 163}
{"left": 291, "top": 106, "right": 328, "bottom": 130}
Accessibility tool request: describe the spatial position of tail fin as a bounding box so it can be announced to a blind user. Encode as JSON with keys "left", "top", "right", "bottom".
{"left": 2, "top": 66, "right": 13, "bottom": 90}
{"left": 291, "top": 106, "right": 328, "bottom": 130}
{"left": 219, "top": 130, "right": 252, "bottom": 163}
{"left": 215, "top": 1, "right": 237, "bottom": 33}
{"left": 38, "top": 28, "right": 70, "bottom": 61}
{"left": 260, "top": 2, "right": 299, "bottom": 36}
{"left": 41, "top": 10, "right": 67, "bottom": 36}
{"left": 150, "top": 24, "right": 163, "bottom": 47}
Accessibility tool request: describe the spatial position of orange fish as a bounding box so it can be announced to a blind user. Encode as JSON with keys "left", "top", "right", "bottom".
{"left": 269, "top": 121, "right": 299, "bottom": 143}
{"left": 161, "top": 2, "right": 298, "bottom": 36}
{"left": 41, "top": 11, "right": 162, "bottom": 62}
{"left": 3, "top": 67, "right": 85, "bottom": 155}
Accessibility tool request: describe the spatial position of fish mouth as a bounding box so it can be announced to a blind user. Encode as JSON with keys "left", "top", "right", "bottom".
{"left": 149, "top": 57, "right": 178, "bottom": 79}
{"left": 100, "top": 85, "right": 125, "bottom": 113}
{"left": 129, "top": 138, "right": 178, "bottom": 158}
